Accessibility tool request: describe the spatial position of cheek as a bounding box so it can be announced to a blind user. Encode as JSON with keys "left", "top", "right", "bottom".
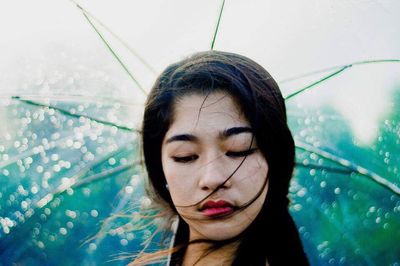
{"left": 238, "top": 157, "right": 269, "bottom": 218}
{"left": 235, "top": 155, "right": 268, "bottom": 184}
{"left": 254, "top": 156, "right": 269, "bottom": 180}
{"left": 161, "top": 158, "right": 197, "bottom": 204}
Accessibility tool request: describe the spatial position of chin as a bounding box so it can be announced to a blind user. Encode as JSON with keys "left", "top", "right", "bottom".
{"left": 190, "top": 219, "right": 249, "bottom": 241}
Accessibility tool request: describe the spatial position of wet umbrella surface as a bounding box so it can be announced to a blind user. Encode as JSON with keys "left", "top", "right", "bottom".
{"left": 1, "top": 1, "right": 400, "bottom": 265}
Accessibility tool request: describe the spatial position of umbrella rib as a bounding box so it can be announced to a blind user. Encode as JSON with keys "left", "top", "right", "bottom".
{"left": 13, "top": 96, "right": 138, "bottom": 132}
{"left": 284, "top": 66, "right": 350, "bottom": 100}
{"left": 211, "top": 0, "right": 226, "bottom": 50}
{"left": 35, "top": 148, "right": 137, "bottom": 209}
{"left": 283, "top": 59, "right": 400, "bottom": 100}
{"left": 295, "top": 140, "right": 400, "bottom": 196}
{"left": 280, "top": 59, "right": 400, "bottom": 83}
{"left": 72, "top": 163, "right": 138, "bottom": 189}
{"left": 69, "top": 0, "right": 157, "bottom": 75}
{"left": 295, "top": 162, "right": 352, "bottom": 175}
{"left": 2, "top": 93, "right": 143, "bottom": 107}
{"left": 71, "top": 2, "right": 147, "bottom": 95}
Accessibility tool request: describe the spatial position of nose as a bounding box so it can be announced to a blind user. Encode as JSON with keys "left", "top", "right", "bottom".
{"left": 198, "top": 156, "right": 232, "bottom": 191}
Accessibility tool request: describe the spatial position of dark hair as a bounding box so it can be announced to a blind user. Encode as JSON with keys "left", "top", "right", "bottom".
{"left": 141, "top": 50, "right": 309, "bottom": 265}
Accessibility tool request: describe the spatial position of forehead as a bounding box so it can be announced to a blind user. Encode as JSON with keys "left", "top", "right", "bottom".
{"left": 170, "top": 92, "right": 249, "bottom": 131}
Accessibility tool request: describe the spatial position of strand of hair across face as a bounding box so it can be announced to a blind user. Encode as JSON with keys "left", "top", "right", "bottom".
{"left": 174, "top": 136, "right": 255, "bottom": 208}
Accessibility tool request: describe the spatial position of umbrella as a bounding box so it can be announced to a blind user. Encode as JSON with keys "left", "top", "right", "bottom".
{"left": 1, "top": 1, "right": 399, "bottom": 265}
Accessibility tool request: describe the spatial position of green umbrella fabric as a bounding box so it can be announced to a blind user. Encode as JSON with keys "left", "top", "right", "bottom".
{"left": 1, "top": 1, "right": 399, "bottom": 265}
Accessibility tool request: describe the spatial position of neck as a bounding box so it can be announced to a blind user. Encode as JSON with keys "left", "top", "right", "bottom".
{"left": 182, "top": 240, "right": 239, "bottom": 266}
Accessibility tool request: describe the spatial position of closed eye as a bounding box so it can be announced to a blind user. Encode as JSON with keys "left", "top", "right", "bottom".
{"left": 226, "top": 148, "right": 257, "bottom": 158}
{"left": 172, "top": 155, "right": 198, "bottom": 163}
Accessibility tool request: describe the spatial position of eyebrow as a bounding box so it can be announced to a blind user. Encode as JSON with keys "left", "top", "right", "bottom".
{"left": 165, "top": 126, "right": 253, "bottom": 144}
{"left": 220, "top": 126, "right": 253, "bottom": 139}
{"left": 165, "top": 134, "right": 198, "bottom": 144}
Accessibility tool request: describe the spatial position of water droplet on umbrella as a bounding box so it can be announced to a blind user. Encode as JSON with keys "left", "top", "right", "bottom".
{"left": 37, "top": 241, "right": 45, "bottom": 249}
{"left": 59, "top": 227, "right": 67, "bottom": 235}
{"left": 127, "top": 233, "right": 135, "bottom": 241}
{"left": 44, "top": 208, "right": 51, "bottom": 215}
{"left": 120, "top": 239, "right": 128, "bottom": 246}
{"left": 90, "top": 210, "right": 98, "bottom": 218}
{"left": 89, "top": 243, "right": 97, "bottom": 251}
{"left": 65, "top": 210, "right": 77, "bottom": 219}
{"left": 108, "top": 158, "right": 116, "bottom": 165}
{"left": 67, "top": 222, "right": 74, "bottom": 229}
{"left": 293, "top": 204, "right": 303, "bottom": 211}
{"left": 125, "top": 186, "right": 133, "bottom": 194}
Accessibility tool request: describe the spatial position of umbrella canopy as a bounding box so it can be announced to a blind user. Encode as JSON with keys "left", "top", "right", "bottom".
{"left": 1, "top": 1, "right": 399, "bottom": 265}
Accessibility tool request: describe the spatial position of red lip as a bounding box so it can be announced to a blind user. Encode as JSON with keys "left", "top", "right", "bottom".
{"left": 200, "top": 200, "right": 235, "bottom": 218}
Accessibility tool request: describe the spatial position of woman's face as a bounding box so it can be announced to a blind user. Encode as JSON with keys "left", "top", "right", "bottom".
{"left": 161, "top": 91, "right": 269, "bottom": 241}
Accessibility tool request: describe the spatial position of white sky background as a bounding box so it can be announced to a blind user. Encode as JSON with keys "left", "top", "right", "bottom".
{"left": 0, "top": 0, "right": 399, "bottom": 143}
{"left": 1, "top": 0, "right": 399, "bottom": 91}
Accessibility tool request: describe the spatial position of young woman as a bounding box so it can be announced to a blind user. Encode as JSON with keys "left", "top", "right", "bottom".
{"left": 133, "top": 50, "right": 309, "bottom": 265}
